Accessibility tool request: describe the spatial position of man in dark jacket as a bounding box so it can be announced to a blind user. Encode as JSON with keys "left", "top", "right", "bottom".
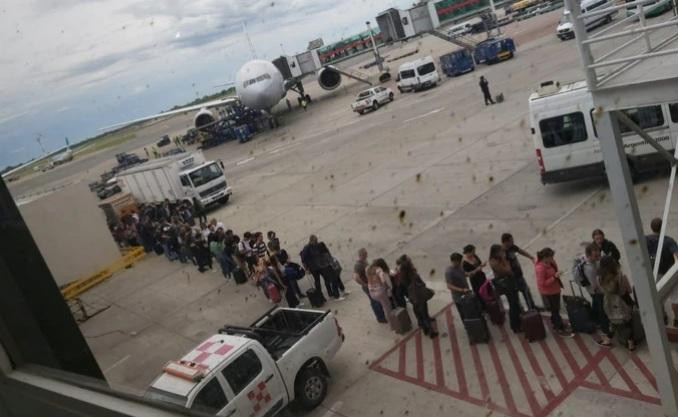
{"left": 592, "top": 229, "right": 621, "bottom": 262}
{"left": 300, "top": 235, "right": 341, "bottom": 300}
{"left": 479, "top": 76, "right": 495, "bottom": 105}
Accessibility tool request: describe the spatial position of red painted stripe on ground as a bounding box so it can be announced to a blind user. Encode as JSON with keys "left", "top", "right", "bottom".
{"left": 415, "top": 331, "right": 424, "bottom": 381}
{"left": 538, "top": 339, "right": 568, "bottom": 390}
{"left": 629, "top": 354, "right": 658, "bottom": 391}
{"left": 500, "top": 326, "right": 541, "bottom": 416}
{"left": 605, "top": 351, "right": 642, "bottom": 395}
{"left": 572, "top": 334, "right": 608, "bottom": 387}
{"left": 398, "top": 343, "right": 406, "bottom": 375}
{"left": 580, "top": 381, "right": 661, "bottom": 404}
{"left": 431, "top": 325, "right": 446, "bottom": 388}
{"left": 446, "top": 307, "right": 468, "bottom": 396}
{"left": 488, "top": 333, "right": 519, "bottom": 414}
{"left": 551, "top": 329, "right": 580, "bottom": 374}
{"left": 470, "top": 343, "right": 490, "bottom": 403}
{"left": 521, "top": 337, "right": 556, "bottom": 401}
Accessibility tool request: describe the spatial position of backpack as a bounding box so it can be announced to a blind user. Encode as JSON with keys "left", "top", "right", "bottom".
{"left": 603, "top": 292, "right": 633, "bottom": 325}
{"left": 571, "top": 256, "right": 590, "bottom": 287}
{"left": 285, "top": 262, "right": 306, "bottom": 281}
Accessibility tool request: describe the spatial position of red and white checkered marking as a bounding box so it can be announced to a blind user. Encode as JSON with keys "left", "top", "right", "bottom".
{"left": 183, "top": 340, "right": 234, "bottom": 367}
{"left": 247, "top": 381, "right": 272, "bottom": 416}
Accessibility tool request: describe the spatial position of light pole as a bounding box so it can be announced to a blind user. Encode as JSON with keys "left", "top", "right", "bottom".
{"left": 366, "top": 21, "right": 384, "bottom": 72}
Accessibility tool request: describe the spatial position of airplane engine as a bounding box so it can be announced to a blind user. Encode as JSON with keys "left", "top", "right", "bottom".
{"left": 194, "top": 108, "right": 216, "bottom": 131}
{"left": 317, "top": 67, "right": 342, "bottom": 90}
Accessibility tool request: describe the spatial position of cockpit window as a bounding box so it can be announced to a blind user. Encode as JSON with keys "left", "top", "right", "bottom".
{"left": 243, "top": 73, "right": 272, "bottom": 89}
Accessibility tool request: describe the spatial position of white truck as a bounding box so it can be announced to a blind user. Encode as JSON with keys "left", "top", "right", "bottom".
{"left": 117, "top": 151, "right": 232, "bottom": 206}
{"left": 351, "top": 86, "right": 394, "bottom": 115}
{"left": 146, "top": 307, "right": 345, "bottom": 416}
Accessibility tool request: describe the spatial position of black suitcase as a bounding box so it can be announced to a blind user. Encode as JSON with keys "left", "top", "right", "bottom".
{"left": 463, "top": 317, "right": 490, "bottom": 344}
{"left": 521, "top": 310, "right": 546, "bottom": 342}
{"left": 233, "top": 268, "right": 247, "bottom": 285}
{"left": 459, "top": 293, "right": 483, "bottom": 320}
{"left": 306, "top": 288, "right": 326, "bottom": 307}
{"left": 390, "top": 307, "right": 413, "bottom": 334}
{"left": 153, "top": 243, "right": 164, "bottom": 255}
{"left": 563, "top": 281, "right": 595, "bottom": 333}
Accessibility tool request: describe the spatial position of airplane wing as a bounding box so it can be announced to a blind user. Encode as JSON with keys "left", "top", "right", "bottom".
{"left": 99, "top": 96, "right": 240, "bottom": 131}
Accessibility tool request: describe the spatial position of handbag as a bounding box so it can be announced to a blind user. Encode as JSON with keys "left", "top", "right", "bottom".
{"left": 413, "top": 285, "right": 435, "bottom": 301}
{"left": 493, "top": 275, "right": 517, "bottom": 295}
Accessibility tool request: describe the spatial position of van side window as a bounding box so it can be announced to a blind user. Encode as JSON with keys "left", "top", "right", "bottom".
{"left": 191, "top": 378, "right": 228, "bottom": 413}
{"left": 619, "top": 105, "right": 664, "bottom": 134}
{"left": 400, "top": 70, "right": 415, "bottom": 79}
{"left": 222, "top": 349, "right": 263, "bottom": 396}
{"left": 539, "top": 112, "right": 588, "bottom": 148}
{"left": 669, "top": 103, "right": 678, "bottom": 123}
{"left": 180, "top": 175, "right": 191, "bottom": 187}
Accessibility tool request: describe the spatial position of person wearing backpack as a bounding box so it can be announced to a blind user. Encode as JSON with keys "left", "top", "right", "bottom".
{"left": 599, "top": 256, "right": 637, "bottom": 351}
{"left": 573, "top": 244, "right": 613, "bottom": 347}
{"left": 645, "top": 218, "right": 678, "bottom": 326}
{"left": 535, "top": 248, "right": 573, "bottom": 337}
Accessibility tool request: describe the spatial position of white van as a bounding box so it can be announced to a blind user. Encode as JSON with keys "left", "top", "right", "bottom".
{"left": 556, "top": 0, "right": 616, "bottom": 40}
{"left": 396, "top": 56, "right": 440, "bottom": 93}
{"left": 529, "top": 80, "right": 678, "bottom": 184}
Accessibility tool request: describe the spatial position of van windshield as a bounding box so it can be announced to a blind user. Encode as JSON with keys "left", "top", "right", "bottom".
{"left": 400, "top": 69, "right": 415, "bottom": 79}
{"left": 188, "top": 163, "right": 223, "bottom": 187}
{"left": 417, "top": 63, "right": 436, "bottom": 75}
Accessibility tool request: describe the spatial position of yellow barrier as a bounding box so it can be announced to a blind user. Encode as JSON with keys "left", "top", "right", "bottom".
{"left": 60, "top": 246, "right": 146, "bottom": 301}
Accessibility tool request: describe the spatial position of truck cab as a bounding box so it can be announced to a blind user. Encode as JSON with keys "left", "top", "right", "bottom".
{"left": 147, "top": 308, "right": 344, "bottom": 416}
{"left": 179, "top": 159, "right": 232, "bottom": 206}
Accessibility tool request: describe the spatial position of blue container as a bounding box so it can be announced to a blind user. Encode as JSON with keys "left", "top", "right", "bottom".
{"left": 439, "top": 49, "right": 475, "bottom": 77}
{"left": 473, "top": 37, "right": 516, "bottom": 65}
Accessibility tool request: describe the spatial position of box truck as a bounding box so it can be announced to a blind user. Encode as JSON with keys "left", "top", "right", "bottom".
{"left": 116, "top": 151, "right": 232, "bottom": 206}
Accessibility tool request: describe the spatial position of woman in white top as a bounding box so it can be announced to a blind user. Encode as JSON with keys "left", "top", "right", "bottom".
{"left": 367, "top": 262, "right": 393, "bottom": 326}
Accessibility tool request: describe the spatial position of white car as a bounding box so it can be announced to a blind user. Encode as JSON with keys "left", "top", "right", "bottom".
{"left": 351, "top": 86, "right": 394, "bottom": 115}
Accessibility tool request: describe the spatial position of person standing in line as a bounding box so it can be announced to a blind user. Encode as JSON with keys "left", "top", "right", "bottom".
{"left": 580, "top": 243, "right": 613, "bottom": 347}
{"left": 374, "top": 258, "right": 404, "bottom": 308}
{"left": 353, "top": 249, "right": 387, "bottom": 323}
{"left": 397, "top": 255, "right": 438, "bottom": 338}
{"left": 645, "top": 217, "right": 678, "bottom": 326}
{"left": 599, "top": 256, "right": 637, "bottom": 351}
{"left": 489, "top": 244, "right": 523, "bottom": 333}
{"left": 462, "top": 244, "right": 488, "bottom": 297}
{"left": 252, "top": 232, "right": 268, "bottom": 259}
{"left": 300, "top": 235, "right": 342, "bottom": 300}
{"left": 367, "top": 262, "right": 393, "bottom": 327}
{"left": 479, "top": 76, "right": 495, "bottom": 105}
{"left": 447, "top": 253, "right": 472, "bottom": 319}
{"left": 192, "top": 196, "right": 207, "bottom": 224}
{"left": 501, "top": 233, "right": 536, "bottom": 309}
{"left": 534, "top": 248, "right": 573, "bottom": 337}
{"left": 267, "top": 231, "right": 281, "bottom": 252}
{"left": 592, "top": 229, "right": 621, "bottom": 262}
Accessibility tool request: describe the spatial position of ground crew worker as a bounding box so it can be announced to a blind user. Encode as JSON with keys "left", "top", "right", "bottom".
{"left": 301, "top": 98, "right": 308, "bottom": 111}
{"left": 479, "top": 76, "right": 495, "bottom": 105}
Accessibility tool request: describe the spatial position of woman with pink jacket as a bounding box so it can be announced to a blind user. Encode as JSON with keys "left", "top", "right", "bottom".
{"left": 534, "top": 248, "right": 573, "bottom": 337}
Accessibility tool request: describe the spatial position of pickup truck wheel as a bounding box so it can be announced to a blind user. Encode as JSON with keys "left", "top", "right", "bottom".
{"left": 372, "top": 101, "right": 379, "bottom": 111}
{"left": 389, "top": 92, "right": 394, "bottom": 101}
{"left": 295, "top": 367, "right": 327, "bottom": 410}
{"left": 397, "top": 86, "right": 403, "bottom": 93}
{"left": 218, "top": 195, "right": 230, "bottom": 204}
{"left": 357, "top": 110, "right": 364, "bottom": 115}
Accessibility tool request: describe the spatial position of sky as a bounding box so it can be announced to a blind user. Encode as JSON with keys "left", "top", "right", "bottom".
{"left": 0, "top": 0, "right": 410, "bottom": 169}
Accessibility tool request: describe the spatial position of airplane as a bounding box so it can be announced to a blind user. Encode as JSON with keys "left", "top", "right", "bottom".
{"left": 51, "top": 138, "right": 74, "bottom": 166}
{"left": 102, "top": 57, "right": 364, "bottom": 133}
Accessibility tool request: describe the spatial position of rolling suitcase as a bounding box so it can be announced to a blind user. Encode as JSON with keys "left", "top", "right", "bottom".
{"left": 233, "top": 268, "right": 247, "bottom": 285}
{"left": 521, "top": 310, "right": 546, "bottom": 342}
{"left": 390, "top": 307, "right": 413, "bottom": 334}
{"left": 563, "top": 281, "right": 595, "bottom": 333}
{"left": 266, "top": 282, "right": 281, "bottom": 303}
{"left": 459, "top": 293, "right": 483, "bottom": 319}
{"left": 463, "top": 317, "right": 490, "bottom": 344}
{"left": 306, "top": 288, "right": 326, "bottom": 307}
{"left": 485, "top": 298, "right": 505, "bottom": 326}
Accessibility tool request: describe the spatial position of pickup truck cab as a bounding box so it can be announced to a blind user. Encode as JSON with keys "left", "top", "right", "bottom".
{"left": 351, "top": 87, "right": 394, "bottom": 115}
{"left": 146, "top": 307, "right": 344, "bottom": 416}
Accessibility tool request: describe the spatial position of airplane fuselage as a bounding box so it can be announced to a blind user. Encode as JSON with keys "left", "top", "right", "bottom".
{"left": 234, "top": 60, "right": 286, "bottom": 111}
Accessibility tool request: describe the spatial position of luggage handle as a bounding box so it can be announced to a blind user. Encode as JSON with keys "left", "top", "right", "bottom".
{"left": 569, "top": 279, "right": 585, "bottom": 298}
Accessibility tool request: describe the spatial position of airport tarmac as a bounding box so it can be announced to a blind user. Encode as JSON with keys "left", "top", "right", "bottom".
{"left": 14, "top": 9, "right": 678, "bottom": 417}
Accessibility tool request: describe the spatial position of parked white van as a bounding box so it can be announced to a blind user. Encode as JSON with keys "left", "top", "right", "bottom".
{"left": 529, "top": 80, "right": 678, "bottom": 184}
{"left": 556, "top": 0, "right": 616, "bottom": 40}
{"left": 396, "top": 56, "right": 440, "bottom": 93}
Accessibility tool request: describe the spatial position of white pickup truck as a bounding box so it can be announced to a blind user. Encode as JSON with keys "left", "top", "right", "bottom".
{"left": 146, "top": 307, "right": 344, "bottom": 416}
{"left": 351, "top": 86, "right": 394, "bottom": 115}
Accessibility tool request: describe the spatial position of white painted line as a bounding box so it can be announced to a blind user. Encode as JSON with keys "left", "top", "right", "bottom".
{"left": 104, "top": 355, "right": 130, "bottom": 373}
{"left": 236, "top": 157, "right": 255, "bottom": 166}
{"left": 403, "top": 107, "right": 444, "bottom": 123}
{"left": 269, "top": 148, "right": 282, "bottom": 154}
{"left": 321, "top": 400, "right": 344, "bottom": 417}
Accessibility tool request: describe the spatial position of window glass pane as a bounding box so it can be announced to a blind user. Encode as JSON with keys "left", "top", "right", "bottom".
{"left": 417, "top": 63, "right": 435, "bottom": 75}
{"left": 539, "top": 112, "right": 588, "bottom": 148}
{"left": 400, "top": 70, "right": 415, "bottom": 78}
{"left": 222, "top": 349, "right": 262, "bottom": 396}
{"left": 191, "top": 378, "right": 227, "bottom": 413}
{"left": 619, "top": 105, "right": 664, "bottom": 134}
{"left": 669, "top": 103, "right": 678, "bottom": 123}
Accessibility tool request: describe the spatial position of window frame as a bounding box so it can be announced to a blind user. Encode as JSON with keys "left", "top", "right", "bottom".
{"left": 221, "top": 349, "right": 263, "bottom": 397}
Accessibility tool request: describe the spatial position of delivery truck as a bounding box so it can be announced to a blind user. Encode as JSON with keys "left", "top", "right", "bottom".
{"left": 116, "top": 151, "right": 232, "bottom": 206}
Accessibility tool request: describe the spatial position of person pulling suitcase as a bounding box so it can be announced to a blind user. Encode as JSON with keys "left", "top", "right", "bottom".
{"left": 534, "top": 248, "right": 573, "bottom": 338}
